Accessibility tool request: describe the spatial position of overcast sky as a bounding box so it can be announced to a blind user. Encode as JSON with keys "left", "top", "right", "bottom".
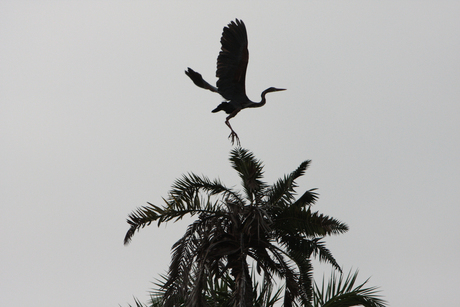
{"left": 1, "top": 1, "right": 459, "bottom": 306}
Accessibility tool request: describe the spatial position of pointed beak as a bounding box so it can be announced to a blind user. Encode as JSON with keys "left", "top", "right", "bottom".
{"left": 276, "top": 88, "right": 286, "bottom": 92}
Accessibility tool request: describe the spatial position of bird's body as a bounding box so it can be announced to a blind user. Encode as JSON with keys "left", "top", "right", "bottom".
{"left": 185, "top": 19, "right": 285, "bottom": 145}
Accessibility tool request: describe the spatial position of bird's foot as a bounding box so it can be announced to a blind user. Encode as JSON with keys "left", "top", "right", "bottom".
{"left": 228, "top": 131, "right": 241, "bottom": 146}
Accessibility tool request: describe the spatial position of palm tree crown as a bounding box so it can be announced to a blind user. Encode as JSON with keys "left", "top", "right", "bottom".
{"left": 124, "top": 148, "right": 349, "bottom": 307}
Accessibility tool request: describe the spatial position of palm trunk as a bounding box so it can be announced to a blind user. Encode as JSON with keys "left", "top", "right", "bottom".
{"left": 229, "top": 253, "right": 253, "bottom": 307}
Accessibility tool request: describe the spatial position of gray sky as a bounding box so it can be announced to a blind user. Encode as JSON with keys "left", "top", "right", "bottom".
{"left": 1, "top": 1, "right": 459, "bottom": 306}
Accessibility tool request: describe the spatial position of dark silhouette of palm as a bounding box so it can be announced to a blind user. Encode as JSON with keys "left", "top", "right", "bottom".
{"left": 124, "top": 148, "right": 348, "bottom": 307}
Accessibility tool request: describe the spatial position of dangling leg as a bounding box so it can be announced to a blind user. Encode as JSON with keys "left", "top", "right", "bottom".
{"left": 225, "top": 109, "right": 241, "bottom": 146}
{"left": 225, "top": 119, "right": 240, "bottom": 146}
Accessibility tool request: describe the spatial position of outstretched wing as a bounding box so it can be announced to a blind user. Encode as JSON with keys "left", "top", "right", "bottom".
{"left": 216, "top": 19, "right": 249, "bottom": 101}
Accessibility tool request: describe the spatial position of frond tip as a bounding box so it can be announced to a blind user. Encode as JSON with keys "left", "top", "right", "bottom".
{"left": 124, "top": 203, "right": 162, "bottom": 245}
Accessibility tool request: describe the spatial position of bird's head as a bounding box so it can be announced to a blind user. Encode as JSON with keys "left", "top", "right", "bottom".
{"left": 256, "top": 87, "right": 286, "bottom": 106}
{"left": 259, "top": 87, "right": 286, "bottom": 103}
{"left": 264, "top": 87, "right": 286, "bottom": 94}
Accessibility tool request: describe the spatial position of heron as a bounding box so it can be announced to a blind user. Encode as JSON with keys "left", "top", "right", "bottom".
{"left": 185, "top": 19, "right": 286, "bottom": 145}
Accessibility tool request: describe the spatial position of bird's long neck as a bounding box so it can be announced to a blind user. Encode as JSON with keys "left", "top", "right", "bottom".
{"left": 259, "top": 91, "right": 268, "bottom": 106}
{"left": 248, "top": 89, "right": 270, "bottom": 108}
{"left": 244, "top": 88, "right": 272, "bottom": 109}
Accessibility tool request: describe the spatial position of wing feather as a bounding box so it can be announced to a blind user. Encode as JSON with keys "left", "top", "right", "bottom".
{"left": 216, "top": 19, "right": 249, "bottom": 100}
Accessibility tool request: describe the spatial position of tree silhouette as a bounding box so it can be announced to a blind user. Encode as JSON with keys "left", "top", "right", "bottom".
{"left": 124, "top": 148, "right": 348, "bottom": 307}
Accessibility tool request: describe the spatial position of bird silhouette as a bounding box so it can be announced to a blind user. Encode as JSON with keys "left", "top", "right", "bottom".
{"left": 185, "top": 19, "right": 285, "bottom": 145}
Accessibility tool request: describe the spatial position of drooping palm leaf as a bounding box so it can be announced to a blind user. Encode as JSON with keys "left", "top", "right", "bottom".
{"left": 124, "top": 173, "right": 244, "bottom": 245}
{"left": 170, "top": 173, "right": 245, "bottom": 206}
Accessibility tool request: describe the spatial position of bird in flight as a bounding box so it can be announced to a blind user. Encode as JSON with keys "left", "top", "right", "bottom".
{"left": 185, "top": 19, "right": 286, "bottom": 145}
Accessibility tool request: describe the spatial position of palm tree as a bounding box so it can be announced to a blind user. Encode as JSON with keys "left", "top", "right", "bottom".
{"left": 124, "top": 148, "right": 348, "bottom": 307}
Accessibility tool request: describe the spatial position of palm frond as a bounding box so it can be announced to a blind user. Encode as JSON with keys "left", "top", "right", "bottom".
{"left": 281, "top": 208, "right": 349, "bottom": 238}
{"left": 267, "top": 160, "right": 312, "bottom": 207}
{"left": 306, "top": 211, "right": 349, "bottom": 237}
{"left": 163, "top": 215, "right": 216, "bottom": 305}
{"left": 271, "top": 206, "right": 348, "bottom": 245}
{"left": 258, "top": 244, "right": 302, "bottom": 305}
{"left": 313, "top": 269, "right": 388, "bottom": 307}
{"left": 124, "top": 202, "right": 162, "bottom": 245}
{"left": 170, "top": 173, "right": 244, "bottom": 206}
{"left": 124, "top": 198, "right": 223, "bottom": 245}
{"left": 163, "top": 227, "right": 196, "bottom": 298}
{"left": 307, "top": 238, "right": 342, "bottom": 272}
{"left": 229, "top": 147, "right": 268, "bottom": 203}
{"left": 252, "top": 271, "right": 283, "bottom": 307}
{"left": 291, "top": 188, "right": 319, "bottom": 208}
{"left": 124, "top": 172, "right": 244, "bottom": 245}
{"left": 284, "top": 249, "right": 314, "bottom": 303}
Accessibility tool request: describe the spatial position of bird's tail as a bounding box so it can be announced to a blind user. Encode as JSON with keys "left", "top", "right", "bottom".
{"left": 212, "top": 102, "right": 234, "bottom": 114}
{"left": 185, "top": 68, "right": 218, "bottom": 93}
